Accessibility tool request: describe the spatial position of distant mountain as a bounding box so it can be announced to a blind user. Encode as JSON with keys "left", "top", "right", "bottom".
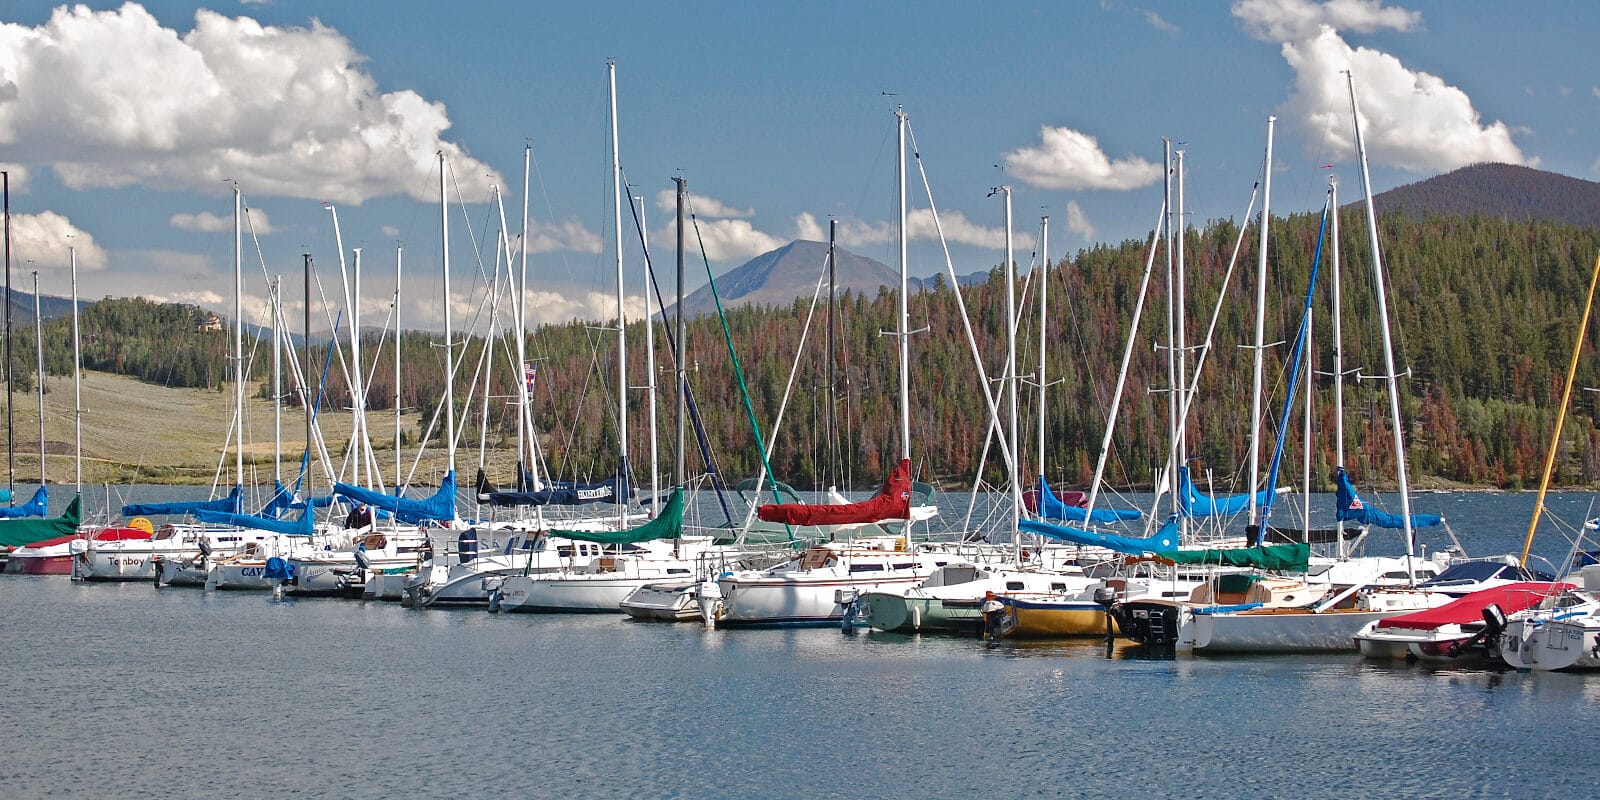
{"left": 1368, "top": 163, "right": 1600, "bottom": 229}
{"left": 667, "top": 240, "right": 989, "bottom": 318}
{"left": 3, "top": 289, "right": 82, "bottom": 326}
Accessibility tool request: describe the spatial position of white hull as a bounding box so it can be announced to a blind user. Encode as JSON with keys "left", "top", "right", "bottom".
{"left": 490, "top": 575, "right": 646, "bottom": 613}
{"left": 620, "top": 582, "right": 700, "bottom": 621}
{"left": 1185, "top": 607, "right": 1428, "bottom": 653}
{"left": 1500, "top": 616, "right": 1600, "bottom": 671}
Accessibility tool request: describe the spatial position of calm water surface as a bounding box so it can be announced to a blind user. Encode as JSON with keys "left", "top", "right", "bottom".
{"left": 3, "top": 490, "right": 1600, "bottom": 798}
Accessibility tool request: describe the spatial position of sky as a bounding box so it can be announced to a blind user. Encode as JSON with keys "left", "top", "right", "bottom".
{"left": 0, "top": 0, "right": 1595, "bottom": 333}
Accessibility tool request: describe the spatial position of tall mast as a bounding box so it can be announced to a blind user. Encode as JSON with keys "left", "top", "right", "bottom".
{"left": 1162, "top": 138, "right": 1177, "bottom": 519}
{"left": 1330, "top": 177, "right": 1347, "bottom": 558}
{"left": 997, "top": 185, "right": 1020, "bottom": 547}
{"left": 302, "top": 254, "right": 313, "bottom": 495}
{"left": 1347, "top": 73, "right": 1417, "bottom": 581}
{"left": 4, "top": 169, "right": 13, "bottom": 497}
{"left": 827, "top": 218, "right": 838, "bottom": 489}
{"left": 1174, "top": 149, "right": 1188, "bottom": 485}
{"left": 674, "top": 177, "right": 687, "bottom": 488}
{"left": 439, "top": 151, "right": 456, "bottom": 476}
{"left": 896, "top": 106, "right": 910, "bottom": 462}
{"left": 608, "top": 60, "right": 629, "bottom": 502}
{"left": 394, "top": 246, "right": 404, "bottom": 490}
{"left": 638, "top": 193, "right": 659, "bottom": 513}
{"left": 71, "top": 246, "right": 81, "bottom": 495}
{"left": 1037, "top": 215, "right": 1049, "bottom": 483}
{"left": 518, "top": 145, "right": 532, "bottom": 486}
{"left": 1248, "top": 118, "right": 1275, "bottom": 528}
{"left": 33, "top": 270, "right": 43, "bottom": 485}
{"left": 233, "top": 184, "right": 244, "bottom": 491}
{"left": 272, "top": 277, "right": 281, "bottom": 484}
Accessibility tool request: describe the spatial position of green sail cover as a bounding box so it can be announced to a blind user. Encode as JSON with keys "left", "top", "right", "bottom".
{"left": 549, "top": 489, "right": 682, "bottom": 545}
{"left": 1156, "top": 542, "right": 1309, "bottom": 571}
{"left": 0, "top": 495, "right": 82, "bottom": 548}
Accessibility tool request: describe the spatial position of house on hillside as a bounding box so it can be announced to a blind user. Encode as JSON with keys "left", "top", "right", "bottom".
{"left": 196, "top": 312, "right": 223, "bottom": 333}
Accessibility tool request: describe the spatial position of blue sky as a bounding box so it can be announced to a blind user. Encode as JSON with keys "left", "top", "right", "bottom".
{"left": 0, "top": 1, "right": 1595, "bottom": 330}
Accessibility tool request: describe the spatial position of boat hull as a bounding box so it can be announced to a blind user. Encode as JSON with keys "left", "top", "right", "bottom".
{"left": 1500, "top": 617, "right": 1600, "bottom": 671}
{"left": 620, "top": 582, "right": 700, "bottom": 621}
{"left": 717, "top": 574, "right": 927, "bottom": 627}
{"left": 1188, "top": 608, "right": 1410, "bottom": 653}
{"left": 859, "top": 592, "right": 985, "bottom": 634}
{"left": 7, "top": 553, "right": 75, "bottom": 575}
{"left": 1000, "top": 597, "right": 1113, "bottom": 637}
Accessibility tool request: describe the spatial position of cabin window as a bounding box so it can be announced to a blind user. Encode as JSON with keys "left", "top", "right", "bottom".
{"left": 1050, "top": 583, "right": 1067, "bottom": 592}
{"left": 557, "top": 547, "right": 575, "bottom": 558}
{"left": 668, "top": 568, "right": 691, "bottom": 575}
{"left": 1005, "top": 581, "right": 1026, "bottom": 591}
{"left": 849, "top": 564, "right": 885, "bottom": 573}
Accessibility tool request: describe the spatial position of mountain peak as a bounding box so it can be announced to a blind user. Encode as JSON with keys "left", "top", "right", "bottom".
{"left": 1369, "top": 163, "right": 1600, "bottom": 228}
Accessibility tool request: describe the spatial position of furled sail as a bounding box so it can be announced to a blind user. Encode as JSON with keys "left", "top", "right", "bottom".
{"left": 0, "top": 486, "right": 48, "bottom": 519}
{"left": 1157, "top": 542, "right": 1309, "bottom": 571}
{"left": 546, "top": 488, "right": 683, "bottom": 545}
{"left": 258, "top": 481, "right": 338, "bottom": 519}
{"left": 192, "top": 507, "right": 316, "bottom": 536}
{"left": 1335, "top": 467, "right": 1442, "bottom": 530}
{"left": 1033, "top": 476, "right": 1140, "bottom": 523}
{"left": 333, "top": 471, "right": 457, "bottom": 524}
{"left": 483, "top": 465, "right": 632, "bottom": 508}
{"left": 122, "top": 486, "right": 242, "bottom": 518}
{"left": 0, "top": 495, "right": 80, "bottom": 547}
{"left": 757, "top": 459, "right": 911, "bottom": 526}
{"left": 1019, "top": 516, "right": 1179, "bottom": 555}
{"left": 1177, "top": 466, "right": 1272, "bottom": 518}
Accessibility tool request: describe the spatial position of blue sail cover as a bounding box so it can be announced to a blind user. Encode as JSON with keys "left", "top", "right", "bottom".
{"left": 1335, "top": 468, "right": 1442, "bottom": 530}
{"left": 193, "top": 507, "right": 316, "bottom": 536}
{"left": 259, "top": 481, "right": 339, "bottom": 518}
{"left": 0, "top": 486, "right": 48, "bottom": 519}
{"left": 1035, "top": 477, "right": 1141, "bottom": 523}
{"left": 1020, "top": 516, "right": 1180, "bottom": 556}
{"left": 123, "top": 486, "right": 242, "bottom": 518}
{"left": 333, "top": 471, "right": 457, "bottom": 523}
{"left": 486, "top": 468, "right": 631, "bottom": 508}
{"left": 1178, "top": 466, "right": 1272, "bottom": 518}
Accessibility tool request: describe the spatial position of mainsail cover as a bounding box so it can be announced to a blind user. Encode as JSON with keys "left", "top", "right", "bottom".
{"left": 1034, "top": 477, "right": 1140, "bottom": 523}
{"left": 1335, "top": 467, "right": 1442, "bottom": 530}
{"left": 1019, "top": 516, "right": 1180, "bottom": 555}
{"left": 547, "top": 488, "right": 684, "bottom": 545}
{"left": 192, "top": 507, "right": 316, "bottom": 536}
{"left": 334, "top": 471, "right": 457, "bottom": 523}
{"left": 484, "top": 467, "right": 631, "bottom": 508}
{"left": 1158, "top": 542, "right": 1310, "bottom": 571}
{"left": 259, "top": 481, "right": 338, "bottom": 519}
{"left": 0, "top": 486, "right": 48, "bottom": 519}
{"left": 1177, "top": 466, "right": 1272, "bottom": 518}
{"left": 757, "top": 459, "right": 911, "bottom": 526}
{"left": 123, "top": 486, "right": 242, "bottom": 518}
{"left": 0, "top": 495, "right": 81, "bottom": 547}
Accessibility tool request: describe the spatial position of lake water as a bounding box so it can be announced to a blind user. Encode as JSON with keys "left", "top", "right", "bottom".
{"left": 4, "top": 489, "right": 1600, "bottom": 798}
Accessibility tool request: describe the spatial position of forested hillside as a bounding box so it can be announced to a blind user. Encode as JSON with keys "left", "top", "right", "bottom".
{"left": 15, "top": 210, "right": 1600, "bottom": 492}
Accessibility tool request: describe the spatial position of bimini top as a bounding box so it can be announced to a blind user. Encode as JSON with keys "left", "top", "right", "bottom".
{"left": 1375, "top": 581, "right": 1571, "bottom": 630}
{"left": 757, "top": 459, "right": 911, "bottom": 527}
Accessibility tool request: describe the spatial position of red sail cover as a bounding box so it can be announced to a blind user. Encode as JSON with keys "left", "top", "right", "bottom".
{"left": 1374, "top": 581, "right": 1572, "bottom": 630}
{"left": 757, "top": 459, "right": 913, "bottom": 526}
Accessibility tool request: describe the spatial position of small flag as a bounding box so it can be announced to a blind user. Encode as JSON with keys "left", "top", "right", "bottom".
{"left": 524, "top": 362, "right": 537, "bottom": 394}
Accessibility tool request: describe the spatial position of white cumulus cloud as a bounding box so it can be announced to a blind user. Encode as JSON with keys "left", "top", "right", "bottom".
{"left": 525, "top": 216, "right": 603, "bottom": 255}
{"left": 1276, "top": 27, "right": 1527, "bottom": 171}
{"left": 0, "top": 4, "right": 500, "bottom": 203}
{"left": 654, "top": 189, "right": 754, "bottom": 219}
{"left": 656, "top": 218, "right": 783, "bottom": 263}
{"left": 1002, "top": 127, "right": 1163, "bottom": 191}
{"left": 5, "top": 211, "right": 110, "bottom": 270}
{"left": 171, "top": 208, "right": 277, "bottom": 234}
{"left": 831, "top": 209, "right": 1007, "bottom": 251}
{"left": 1233, "top": 0, "right": 1419, "bottom": 42}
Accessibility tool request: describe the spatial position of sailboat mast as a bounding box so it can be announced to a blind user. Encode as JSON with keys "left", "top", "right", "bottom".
{"left": 827, "top": 218, "right": 838, "bottom": 489}
{"left": 1330, "top": 177, "right": 1347, "bottom": 558}
{"left": 674, "top": 177, "right": 687, "bottom": 488}
{"left": 1174, "top": 150, "right": 1188, "bottom": 480}
{"left": 609, "top": 60, "right": 629, "bottom": 502}
{"left": 303, "top": 254, "right": 313, "bottom": 495}
{"left": 439, "top": 151, "right": 456, "bottom": 477}
{"left": 272, "top": 277, "right": 281, "bottom": 485}
{"left": 33, "top": 271, "right": 43, "bottom": 484}
{"left": 519, "top": 145, "right": 532, "bottom": 484}
{"left": 1248, "top": 118, "right": 1276, "bottom": 528}
{"left": 896, "top": 106, "right": 910, "bottom": 463}
{"left": 638, "top": 193, "right": 659, "bottom": 514}
{"left": 233, "top": 184, "right": 244, "bottom": 491}
{"left": 1037, "top": 215, "right": 1049, "bottom": 481}
{"left": 999, "top": 186, "right": 1021, "bottom": 548}
{"left": 1522, "top": 252, "right": 1600, "bottom": 566}
{"left": 1347, "top": 73, "right": 1418, "bottom": 580}
{"left": 1162, "top": 138, "right": 1177, "bottom": 519}
{"left": 394, "top": 246, "right": 404, "bottom": 490}
{"left": 71, "top": 246, "right": 81, "bottom": 495}
{"left": 4, "top": 169, "right": 12, "bottom": 497}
